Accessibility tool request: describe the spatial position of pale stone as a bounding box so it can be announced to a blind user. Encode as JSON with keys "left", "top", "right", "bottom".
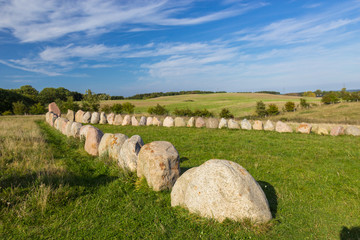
{"left": 90, "top": 112, "right": 100, "bottom": 124}
{"left": 187, "top": 117, "right": 195, "bottom": 127}
{"left": 330, "top": 126, "right": 344, "bottom": 136}
{"left": 98, "top": 133, "right": 115, "bottom": 157}
{"left": 71, "top": 122, "right": 82, "bottom": 138}
{"left": 206, "top": 118, "right": 219, "bottom": 129}
{"left": 317, "top": 127, "right": 329, "bottom": 135}
{"left": 228, "top": 119, "right": 240, "bottom": 129}
{"left": 66, "top": 110, "right": 75, "bottom": 121}
{"left": 264, "top": 120, "right": 275, "bottom": 131}
{"left": 107, "top": 113, "right": 115, "bottom": 125}
{"left": 275, "top": 121, "right": 293, "bottom": 133}
{"left": 79, "top": 125, "right": 93, "bottom": 140}
{"left": 137, "top": 141, "right": 180, "bottom": 191}
{"left": 163, "top": 116, "right": 174, "bottom": 127}
{"left": 100, "top": 112, "right": 107, "bottom": 124}
{"left": 54, "top": 118, "right": 59, "bottom": 130}
{"left": 152, "top": 117, "right": 162, "bottom": 126}
{"left": 218, "top": 118, "right": 228, "bottom": 129}
{"left": 45, "top": 112, "right": 50, "bottom": 124}
{"left": 174, "top": 117, "right": 186, "bottom": 127}
{"left": 241, "top": 119, "right": 252, "bottom": 130}
{"left": 131, "top": 116, "right": 139, "bottom": 126}
{"left": 146, "top": 117, "right": 153, "bottom": 126}
{"left": 61, "top": 118, "right": 69, "bottom": 135}
{"left": 48, "top": 102, "right": 61, "bottom": 116}
{"left": 75, "top": 110, "right": 85, "bottom": 122}
{"left": 297, "top": 123, "right": 312, "bottom": 134}
{"left": 171, "top": 159, "right": 272, "bottom": 223}
{"left": 345, "top": 126, "right": 360, "bottom": 136}
{"left": 49, "top": 112, "right": 57, "bottom": 127}
{"left": 118, "top": 135, "right": 144, "bottom": 172}
{"left": 139, "top": 116, "right": 147, "bottom": 126}
{"left": 195, "top": 117, "right": 206, "bottom": 128}
{"left": 122, "top": 115, "right": 131, "bottom": 126}
{"left": 253, "top": 120, "right": 263, "bottom": 130}
{"left": 99, "top": 133, "right": 129, "bottom": 160}
{"left": 114, "top": 114, "right": 123, "bottom": 125}
{"left": 82, "top": 112, "right": 91, "bottom": 123}
{"left": 65, "top": 121, "right": 73, "bottom": 137}
{"left": 84, "top": 126, "right": 103, "bottom": 156}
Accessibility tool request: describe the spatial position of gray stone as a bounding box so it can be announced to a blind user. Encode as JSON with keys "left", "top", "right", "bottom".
{"left": 187, "top": 117, "right": 195, "bottom": 127}
{"left": 66, "top": 110, "right": 75, "bottom": 121}
{"left": 91, "top": 112, "right": 100, "bottom": 124}
{"left": 228, "top": 119, "right": 240, "bottom": 129}
{"left": 100, "top": 112, "right": 107, "bottom": 124}
{"left": 61, "top": 118, "right": 69, "bottom": 135}
{"left": 206, "top": 118, "right": 219, "bottom": 129}
{"left": 330, "top": 126, "right": 344, "bottom": 136}
{"left": 345, "top": 126, "right": 360, "bottom": 136}
{"left": 171, "top": 159, "right": 272, "bottom": 223}
{"left": 253, "top": 120, "right": 263, "bottom": 130}
{"left": 195, "top": 117, "right": 206, "bottom": 128}
{"left": 114, "top": 114, "right": 123, "bottom": 125}
{"left": 82, "top": 112, "right": 91, "bottom": 123}
{"left": 174, "top": 117, "right": 186, "bottom": 127}
{"left": 163, "top": 116, "right": 174, "bottom": 127}
{"left": 122, "top": 115, "right": 131, "bottom": 126}
{"left": 137, "top": 141, "right": 180, "bottom": 191}
{"left": 146, "top": 117, "right": 153, "bottom": 126}
{"left": 275, "top": 121, "right": 292, "bottom": 133}
{"left": 98, "top": 133, "right": 115, "bottom": 157}
{"left": 75, "top": 110, "right": 85, "bottom": 122}
{"left": 71, "top": 122, "right": 82, "bottom": 138}
{"left": 139, "top": 116, "right": 147, "bottom": 126}
{"left": 297, "top": 123, "right": 312, "bottom": 134}
{"left": 84, "top": 126, "right": 103, "bottom": 156}
{"left": 119, "top": 135, "right": 144, "bottom": 172}
{"left": 131, "top": 116, "right": 139, "bottom": 126}
{"left": 48, "top": 102, "right": 61, "bottom": 116}
{"left": 241, "top": 119, "right": 252, "bottom": 130}
{"left": 264, "top": 120, "right": 275, "bottom": 131}
{"left": 107, "top": 113, "right": 115, "bottom": 125}
{"left": 218, "top": 118, "right": 228, "bottom": 129}
{"left": 65, "top": 121, "right": 73, "bottom": 137}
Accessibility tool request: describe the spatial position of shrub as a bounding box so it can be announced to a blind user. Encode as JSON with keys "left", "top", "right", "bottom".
{"left": 122, "top": 102, "right": 135, "bottom": 114}
{"left": 60, "top": 96, "right": 80, "bottom": 112}
{"left": 219, "top": 108, "right": 234, "bottom": 119}
{"left": 81, "top": 89, "right": 100, "bottom": 112}
{"left": 193, "top": 109, "right": 214, "bottom": 118}
{"left": 284, "top": 101, "right": 295, "bottom": 112}
{"left": 101, "top": 105, "right": 112, "bottom": 114}
{"left": 300, "top": 98, "right": 310, "bottom": 108}
{"left": 256, "top": 101, "right": 267, "bottom": 117}
{"left": 2, "top": 110, "right": 13, "bottom": 115}
{"left": 173, "top": 108, "right": 194, "bottom": 117}
{"left": 111, "top": 104, "right": 123, "bottom": 114}
{"left": 148, "top": 104, "right": 168, "bottom": 115}
{"left": 321, "top": 92, "right": 340, "bottom": 104}
{"left": 267, "top": 104, "right": 279, "bottom": 116}
{"left": 29, "top": 103, "right": 46, "bottom": 115}
{"left": 12, "top": 101, "right": 27, "bottom": 115}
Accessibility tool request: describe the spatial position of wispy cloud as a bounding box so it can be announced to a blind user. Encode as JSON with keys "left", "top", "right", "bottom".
{"left": 0, "top": 59, "right": 61, "bottom": 76}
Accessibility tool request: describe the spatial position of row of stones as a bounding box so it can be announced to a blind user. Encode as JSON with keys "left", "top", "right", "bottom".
{"left": 45, "top": 110, "right": 272, "bottom": 223}
{"left": 66, "top": 108, "right": 360, "bottom": 136}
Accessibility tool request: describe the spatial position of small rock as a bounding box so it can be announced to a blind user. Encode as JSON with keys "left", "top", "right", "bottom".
{"left": 114, "top": 114, "right": 123, "bottom": 125}
{"left": 253, "top": 120, "right": 263, "bottom": 130}
{"left": 345, "top": 126, "right": 360, "bottom": 136}
{"left": 139, "top": 116, "right": 147, "bottom": 126}
{"left": 297, "top": 123, "right": 312, "bottom": 134}
{"left": 163, "top": 116, "right": 174, "bottom": 127}
{"left": 119, "top": 135, "right": 144, "bottom": 172}
{"left": 122, "top": 115, "right": 131, "bottom": 126}
{"left": 317, "top": 127, "right": 329, "bottom": 135}
{"left": 82, "top": 112, "right": 91, "bottom": 123}
{"left": 330, "top": 126, "right": 344, "bottom": 136}
{"left": 187, "top": 117, "right": 195, "bottom": 127}
{"left": 241, "top": 119, "right": 252, "bottom": 130}
{"left": 275, "top": 121, "right": 292, "bottom": 133}
{"left": 228, "top": 119, "right": 240, "bottom": 129}
{"left": 146, "top": 117, "right": 153, "bottom": 126}
{"left": 84, "top": 126, "right": 103, "bottom": 156}
{"left": 206, "top": 118, "right": 219, "bottom": 129}
{"left": 48, "top": 102, "right": 61, "bottom": 116}
{"left": 195, "top": 117, "right": 206, "bottom": 128}
{"left": 174, "top": 117, "right": 186, "bottom": 127}
{"left": 66, "top": 110, "right": 75, "bottom": 121}
{"left": 264, "top": 120, "right": 275, "bottom": 131}
{"left": 100, "top": 112, "right": 107, "bottom": 124}
{"left": 91, "top": 112, "right": 100, "bottom": 124}
{"left": 75, "top": 110, "right": 85, "bottom": 122}
{"left": 71, "top": 122, "right": 82, "bottom": 138}
{"left": 107, "top": 113, "right": 115, "bottom": 125}
{"left": 131, "top": 116, "right": 139, "bottom": 126}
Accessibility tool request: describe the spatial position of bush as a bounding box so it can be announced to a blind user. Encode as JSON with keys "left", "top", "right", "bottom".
{"left": 81, "top": 89, "right": 100, "bottom": 112}
{"left": 2, "top": 110, "right": 13, "bottom": 115}
{"left": 321, "top": 92, "right": 340, "bottom": 104}
{"left": 219, "top": 108, "right": 234, "bottom": 119}
{"left": 29, "top": 103, "right": 46, "bottom": 115}
{"left": 101, "top": 105, "right": 112, "bottom": 114}
{"left": 284, "top": 101, "right": 295, "bottom": 112}
{"left": 300, "top": 98, "right": 310, "bottom": 108}
{"left": 12, "top": 101, "right": 27, "bottom": 115}
{"left": 148, "top": 104, "right": 168, "bottom": 115}
{"left": 111, "top": 104, "right": 123, "bottom": 114}
{"left": 193, "top": 109, "right": 214, "bottom": 118}
{"left": 256, "top": 101, "right": 267, "bottom": 117}
{"left": 267, "top": 104, "right": 279, "bottom": 116}
{"left": 173, "top": 108, "right": 194, "bottom": 117}
{"left": 122, "top": 102, "right": 135, "bottom": 114}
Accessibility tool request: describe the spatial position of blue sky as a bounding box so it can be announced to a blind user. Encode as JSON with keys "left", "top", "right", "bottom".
{"left": 1, "top": 0, "right": 360, "bottom": 96}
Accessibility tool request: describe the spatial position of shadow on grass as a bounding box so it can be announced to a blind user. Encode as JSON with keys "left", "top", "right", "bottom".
{"left": 258, "top": 181, "right": 278, "bottom": 219}
{"left": 340, "top": 226, "right": 360, "bottom": 240}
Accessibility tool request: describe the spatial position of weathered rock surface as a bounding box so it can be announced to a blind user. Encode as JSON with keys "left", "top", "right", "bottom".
{"left": 61, "top": 118, "right": 69, "bottom": 135}
{"left": 131, "top": 116, "right": 139, "bottom": 126}
{"left": 297, "top": 123, "right": 312, "bottom": 134}
{"left": 187, "top": 117, "right": 195, "bottom": 127}
{"left": 330, "top": 126, "right": 344, "bottom": 136}
{"left": 137, "top": 141, "right": 180, "bottom": 191}
{"left": 152, "top": 117, "right": 162, "bottom": 126}
{"left": 317, "top": 127, "right": 329, "bottom": 135}
{"left": 114, "top": 114, "right": 123, "bottom": 125}
{"left": 79, "top": 125, "right": 93, "bottom": 140}
{"left": 71, "top": 122, "right": 82, "bottom": 138}
{"left": 228, "top": 119, "right": 240, "bottom": 129}
{"left": 241, "top": 119, "right": 252, "bottom": 130}
{"left": 82, "top": 112, "right": 91, "bottom": 123}
{"left": 99, "top": 133, "right": 129, "bottom": 159}
{"left": 139, "top": 116, "right": 147, "bottom": 126}
{"left": 48, "top": 102, "right": 61, "bottom": 116}
{"left": 275, "top": 121, "right": 292, "bottom": 133}
{"left": 163, "top": 116, "right": 174, "bottom": 127}
{"left": 54, "top": 118, "right": 59, "bottom": 130}
{"left": 118, "top": 135, "right": 144, "bottom": 172}
{"left": 195, "top": 117, "right": 206, "bottom": 128}
{"left": 100, "top": 112, "right": 107, "bottom": 124}
{"left": 107, "top": 113, "right": 115, "bottom": 125}
{"left": 264, "top": 120, "right": 275, "bottom": 131}
{"left": 122, "top": 115, "right": 131, "bottom": 126}
{"left": 98, "top": 133, "right": 115, "bottom": 157}
{"left": 66, "top": 110, "right": 75, "bottom": 121}
{"left": 49, "top": 112, "right": 57, "bottom": 127}
{"left": 174, "top": 117, "right": 186, "bottom": 127}
{"left": 75, "top": 110, "right": 85, "bottom": 122}
{"left": 65, "top": 121, "right": 73, "bottom": 137}
{"left": 218, "top": 118, "right": 228, "bottom": 129}
{"left": 90, "top": 112, "right": 100, "bottom": 124}
{"left": 171, "top": 159, "right": 272, "bottom": 223}
{"left": 253, "top": 120, "right": 263, "bottom": 130}
{"left": 345, "top": 126, "right": 360, "bottom": 136}
{"left": 146, "top": 117, "right": 153, "bottom": 126}
{"left": 206, "top": 118, "right": 219, "bottom": 129}
{"left": 84, "top": 126, "right": 103, "bottom": 156}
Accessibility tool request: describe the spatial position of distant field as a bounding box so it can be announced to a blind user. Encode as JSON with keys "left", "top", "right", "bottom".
{"left": 101, "top": 93, "right": 320, "bottom": 117}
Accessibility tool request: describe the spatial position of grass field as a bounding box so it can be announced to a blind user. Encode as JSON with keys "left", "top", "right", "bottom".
{"left": 1, "top": 116, "right": 360, "bottom": 239}
{"left": 101, "top": 93, "right": 320, "bottom": 117}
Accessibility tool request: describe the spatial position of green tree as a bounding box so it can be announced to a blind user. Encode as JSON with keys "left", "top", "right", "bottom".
{"left": 81, "top": 89, "right": 100, "bottom": 112}
{"left": 321, "top": 92, "right": 340, "bottom": 104}
{"left": 12, "top": 101, "right": 27, "bottom": 115}
{"left": 111, "top": 104, "right": 123, "bottom": 114}
{"left": 29, "top": 103, "right": 46, "bottom": 115}
{"left": 303, "top": 91, "right": 316, "bottom": 97}
{"left": 122, "top": 102, "right": 135, "bottom": 114}
{"left": 219, "top": 108, "right": 234, "bottom": 119}
{"left": 267, "top": 104, "right": 279, "bottom": 116}
{"left": 314, "top": 89, "right": 323, "bottom": 97}
{"left": 256, "top": 101, "right": 267, "bottom": 117}
{"left": 61, "top": 96, "right": 80, "bottom": 112}
{"left": 19, "top": 85, "right": 39, "bottom": 101}
{"left": 284, "top": 101, "right": 295, "bottom": 112}
{"left": 148, "top": 104, "right": 168, "bottom": 115}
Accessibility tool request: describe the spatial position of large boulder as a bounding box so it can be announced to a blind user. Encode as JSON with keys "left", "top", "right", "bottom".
{"left": 65, "top": 121, "right": 73, "bottom": 137}
{"left": 171, "top": 159, "right": 272, "bottom": 223}
{"left": 48, "top": 102, "right": 61, "bottom": 116}
{"left": 82, "top": 112, "right": 91, "bottom": 123}
{"left": 66, "top": 110, "right": 75, "bottom": 121}
{"left": 122, "top": 115, "right": 131, "bottom": 126}
{"left": 75, "top": 110, "right": 85, "bottom": 122}
{"left": 61, "top": 118, "right": 69, "bottom": 135}
{"left": 187, "top": 117, "right": 195, "bottom": 127}
{"left": 253, "top": 120, "right": 263, "bottom": 130}
{"left": 264, "top": 120, "right": 275, "bottom": 131}
{"left": 163, "top": 116, "right": 174, "bottom": 127}
{"left": 107, "top": 113, "right": 115, "bottom": 125}
{"left": 91, "top": 112, "right": 100, "bottom": 124}
{"left": 99, "top": 133, "right": 129, "bottom": 160}
{"left": 241, "top": 119, "right": 252, "bottom": 130}
{"left": 330, "top": 126, "right": 344, "bottom": 136}
{"left": 98, "top": 133, "right": 115, "bottom": 157}
{"left": 100, "top": 112, "right": 107, "bottom": 124}
{"left": 195, "top": 117, "right": 206, "bottom": 128}
{"left": 114, "top": 114, "right": 123, "bottom": 125}
{"left": 137, "top": 141, "right": 180, "bottom": 191}
{"left": 71, "top": 122, "right": 82, "bottom": 138}
{"left": 139, "top": 116, "right": 147, "bottom": 126}
{"left": 49, "top": 112, "right": 58, "bottom": 127}
{"left": 146, "top": 117, "right": 153, "bottom": 126}
{"left": 79, "top": 125, "right": 93, "bottom": 140}
{"left": 345, "top": 126, "right": 360, "bottom": 136}
{"left": 54, "top": 118, "right": 60, "bottom": 130}
{"left": 131, "top": 116, "right": 139, "bottom": 126}
{"left": 228, "top": 119, "right": 240, "bottom": 129}
{"left": 118, "top": 135, "right": 144, "bottom": 172}
{"left": 206, "top": 118, "right": 219, "bottom": 129}
{"left": 174, "top": 117, "right": 186, "bottom": 127}
{"left": 297, "top": 123, "right": 312, "bottom": 134}
{"left": 84, "top": 126, "right": 103, "bottom": 156}
{"left": 275, "top": 121, "right": 292, "bottom": 133}
{"left": 152, "top": 117, "right": 162, "bottom": 126}
{"left": 218, "top": 118, "right": 228, "bottom": 129}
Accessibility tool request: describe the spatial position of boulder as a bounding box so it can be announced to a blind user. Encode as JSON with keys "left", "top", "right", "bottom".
{"left": 49, "top": 112, "right": 58, "bottom": 127}
{"left": 297, "top": 123, "right": 312, "bottom": 134}
{"left": 100, "top": 112, "right": 107, "bottom": 124}
{"left": 114, "top": 114, "right": 123, "bottom": 125}
{"left": 345, "top": 126, "right": 360, "bottom": 136}
{"left": 131, "top": 116, "right": 139, "bottom": 126}
{"left": 90, "top": 112, "right": 100, "bottom": 124}
{"left": 152, "top": 117, "right": 162, "bottom": 126}
{"left": 107, "top": 113, "right": 115, "bottom": 125}
{"left": 75, "top": 110, "right": 85, "bottom": 122}
{"left": 82, "top": 112, "right": 91, "bottom": 123}
{"left": 79, "top": 125, "right": 93, "bottom": 140}
{"left": 118, "top": 135, "right": 144, "bottom": 172}
{"left": 139, "top": 116, "right": 147, "bottom": 126}
{"left": 241, "top": 119, "right": 252, "bottom": 130}
{"left": 317, "top": 127, "right": 329, "bottom": 135}
{"left": 61, "top": 118, "right": 69, "bottom": 135}
{"left": 122, "top": 115, "right": 131, "bottom": 126}
{"left": 99, "top": 133, "right": 129, "bottom": 160}
{"left": 54, "top": 118, "right": 59, "bottom": 130}
{"left": 48, "top": 102, "right": 61, "bottom": 116}
{"left": 65, "top": 121, "right": 73, "bottom": 137}
{"left": 187, "top": 117, "right": 195, "bottom": 127}
{"left": 174, "top": 117, "right": 186, "bottom": 127}
{"left": 275, "top": 121, "right": 292, "bottom": 133}
{"left": 264, "top": 120, "right": 275, "bottom": 131}
{"left": 218, "top": 118, "right": 228, "bottom": 129}
{"left": 253, "top": 120, "right": 263, "bottom": 130}
{"left": 66, "top": 110, "right": 75, "bottom": 121}
{"left": 98, "top": 133, "right": 115, "bottom": 157}
{"left": 45, "top": 112, "right": 50, "bottom": 124}
{"left": 137, "top": 141, "right": 180, "bottom": 191}
{"left": 330, "top": 126, "right": 344, "bottom": 136}
{"left": 163, "top": 116, "right": 174, "bottom": 127}
{"left": 84, "top": 126, "right": 103, "bottom": 156}
{"left": 146, "top": 117, "right": 153, "bottom": 126}
{"left": 195, "top": 117, "right": 206, "bottom": 128}
{"left": 171, "top": 159, "right": 272, "bottom": 223}
{"left": 228, "top": 119, "right": 240, "bottom": 129}
{"left": 206, "top": 118, "right": 219, "bottom": 129}
{"left": 71, "top": 122, "right": 82, "bottom": 138}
